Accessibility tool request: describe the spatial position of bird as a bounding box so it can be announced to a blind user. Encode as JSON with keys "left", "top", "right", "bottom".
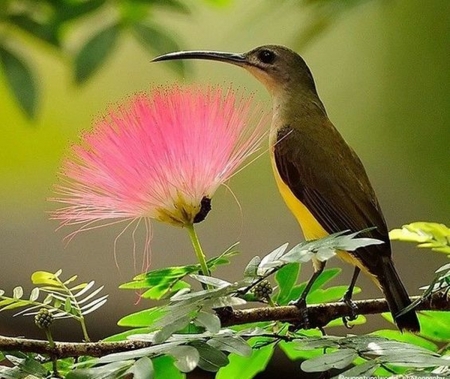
{"left": 152, "top": 45, "right": 420, "bottom": 332}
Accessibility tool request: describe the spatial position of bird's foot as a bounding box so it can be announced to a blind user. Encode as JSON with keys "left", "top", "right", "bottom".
{"left": 341, "top": 294, "right": 358, "bottom": 329}
{"left": 289, "top": 298, "right": 310, "bottom": 330}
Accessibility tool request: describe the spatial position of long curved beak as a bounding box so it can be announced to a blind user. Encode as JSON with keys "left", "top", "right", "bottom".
{"left": 152, "top": 50, "right": 247, "bottom": 67}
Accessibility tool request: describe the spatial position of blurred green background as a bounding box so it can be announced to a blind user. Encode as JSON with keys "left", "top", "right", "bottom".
{"left": 1, "top": 0, "right": 449, "bottom": 357}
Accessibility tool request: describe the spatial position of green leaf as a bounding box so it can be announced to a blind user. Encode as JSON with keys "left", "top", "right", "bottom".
{"left": 282, "top": 231, "right": 382, "bottom": 264}
{"left": 258, "top": 243, "right": 289, "bottom": 275}
{"left": 216, "top": 339, "right": 274, "bottom": 379}
{"left": 382, "top": 352, "right": 450, "bottom": 367}
{"left": 294, "top": 336, "right": 340, "bottom": 351}
{"left": 371, "top": 329, "right": 438, "bottom": 352}
{"left": 8, "top": 14, "right": 60, "bottom": 46}
{"left": 308, "top": 268, "right": 341, "bottom": 291}
{"left": 54, "top": 0, "right": 106, "bottom": 22}
{"left": 211, "top": 294, "right": 247, "bottom": 308}
{"left": 97, "top": 342, "right": 182, "bottom": 364}
{"left": 275, "top": 263, "right": 299, "bottom": 305}
{"left": 67, "top": 361, "right": 131, "bottom": 379}
{"left": 133, "top": 0, "right": 191, "bottom": 14}
{"left": 355, "top": 337, "right": 438, "bottom": 357}
{"left": 194, "top": 311, "right": 221, "bottom": 333}
{"left": 124, "top": 356, "right": 154, "bottom": 379}
{"left": 153, "top": 316, "right": 191, "bottom": 344}
{"left": 207, "top": 243, "right": 240, "bottom": 268}
{"left": 118, "top": 306, "right": 167, "bottom": 327}
{"left": 70, "top": 283, "right": 88, "bottom": 292}
{"left": 154, "top": 300, "right": 200, "bottom": 329}
{"left": 0, "top": 299, "right": 28, "bottom": 311}
{"left": 390, "top": 222, "right": 450, "bottom": 254}
{"left": 23, "top": 357, "right": 49, "bottom": 376}
{"left": 64, "top": 297, "right": 72, "bottom": 313}
{"left": 121, "top": 266, "right": 197, "bottom": 289}
{"left": 435, "top": 262, "right": 450, "bottom": 274}
{"left": 141, "top": 280, "right": 190, "bottom": 300}
{"left": 410, "top": 311, "right": 450, "bottom": 342}
{"left": 326, "top": 315, "right": 366, "bottom": 328}
{"left": 76, "top": 283, "right": 103, "bottom": 301}
{"left": 31, "top": 271, "right": 60, "bottom": 286}
{"left": 244, "top": 256, "right": 261, "bottom": 278}
{"left": 153, "top": 307, "right": 197, "bottom": 333}
{"left": 337, "top": 360, "right": 379, "bottom": 378}
{"left": 0, "top": 366, "right": 22, "bottom": 379}
{"left": 191, "top": 341, "right": 229, "bottom": 372}
{"left": 0, "top": 46, "right": 37, "bottom": 118}
{"left": 168, "top": 284, "right": 231, "bottom": 303}
{"left": 53, "top": 298, "right": 62, "bottom": 309}
{"left": 190, "top": 275, "right": 231, "bottom": 288}
{"left": 161, "top": 0, "right": 191, "bottom": 14}
{"left": 73, "top": 281, "right": 96, "bottom": 296}
{"left": 335, "top": 236, "right": 383, "bottom": 252}
{"left": 207, "top": 335, "right": 252, "bottom": 356}
{"left": 12, "top": 287, "right": 23, "bottom": 300}
{"left": 6, "top": 354, "right": 49, "bottom": 376}
{"left": 302, "top": 349, "right": 357, "bottom": 372}
{"left": 307, "top": 285, "right": 360, "bottom": 304}
{"left": 29, "top": 288, "right": 39, "bottom": 302}
{"left": 75, "top": 23, "right": 120, "bottom": 83}
{"left": 80, "top": 296, "right": 108, "bottom": 315}
{"left": 43, "top": 294, "right": 52, "bottom": 304}
{"left": 133, "top": 22, "right": 186, "bottom": 76}
{"left": 169, "top": 345, "right": 200, "bottom": 373}
{"left": 391, "top": 222, "right": 450, "bottom": 242}
{"left": 279, "top": 330, "right": 325, "bottom": 361}
{"left": 288, "top": 268, "right": 342, "bottom": 301}
{"left": 153, "top": 355, "right": 185, "bottom": 379}
{"left": 123, "top": 249, "right": 238, "bottom": 291}
{"left": 64, "top": 275, "right": 78, "bottom": 286}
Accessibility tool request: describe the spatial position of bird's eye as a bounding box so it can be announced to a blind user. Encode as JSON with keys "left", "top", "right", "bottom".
{"left": 258, "top": 49, "right": 276, "bottom": 64}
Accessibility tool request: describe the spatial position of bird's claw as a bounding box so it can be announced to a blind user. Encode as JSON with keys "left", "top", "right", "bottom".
{"left": 289, "top": 298, "right": 310, "bottom": 330}
{"left": 341, "top": 295, "right": 358, "bottom": 328}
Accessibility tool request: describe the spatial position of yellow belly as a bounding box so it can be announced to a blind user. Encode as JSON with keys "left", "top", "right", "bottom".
{"left": 271, "top": 158, "right": 378, "bottom": 284}
{"left": 271, "top": 157, "right": 326, "bottom": 240}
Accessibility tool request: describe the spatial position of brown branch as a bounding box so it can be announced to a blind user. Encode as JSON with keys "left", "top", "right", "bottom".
{"left": 0, "top": 336, "right": 152, "bottom": 359}
{"left": 0, "top": 291, "right": 448, "bottom": 359}
{"left": 218, "top": 291, "right": 450, "bottom": 328}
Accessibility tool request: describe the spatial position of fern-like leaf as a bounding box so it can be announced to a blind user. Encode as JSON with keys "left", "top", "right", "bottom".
{"left": 0, "top": 270, "right": 107, "bottom": 341}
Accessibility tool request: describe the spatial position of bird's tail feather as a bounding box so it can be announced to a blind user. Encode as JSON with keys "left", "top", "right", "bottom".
{"left": 379, "top": 258, "right": 420, "bottom": 333}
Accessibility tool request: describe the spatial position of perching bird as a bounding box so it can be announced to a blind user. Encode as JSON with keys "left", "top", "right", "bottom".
{"left": 153, "top": 45, "right": 420, "bottom": 332}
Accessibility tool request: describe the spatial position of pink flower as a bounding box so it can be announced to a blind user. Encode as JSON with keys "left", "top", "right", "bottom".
{"left": 50, "top": 85, "right": 268, "bottom": 232}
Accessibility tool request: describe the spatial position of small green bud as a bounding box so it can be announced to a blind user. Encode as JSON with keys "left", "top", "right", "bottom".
{"left": 35, "top": 308, "right": 53, "bottom": 329}
{"left": 253, "top": 280, "right": 273, "bottom": 300}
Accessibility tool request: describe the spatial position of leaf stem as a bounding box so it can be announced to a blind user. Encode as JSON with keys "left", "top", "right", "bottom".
{"left": 45, "top": 328, "right": 54, "bottom": 348}
{"left": 45, "top": 328, "right": 60, "bottom": 377}
{"left": 55, "top": 277, "right": 91, "bottom": 342}
{"left": 267, "top": 297, "right": 276, "bottom": 307}
{"left": 79, "top": 318, "right": 90, "bottom": 342}
{"left": 186, "top": 224, "right": 210, "bottom": 278}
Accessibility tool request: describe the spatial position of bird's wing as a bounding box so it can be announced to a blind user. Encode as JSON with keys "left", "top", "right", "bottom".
{"left": 273, "top": 123, "right": 390, "bottom": 271}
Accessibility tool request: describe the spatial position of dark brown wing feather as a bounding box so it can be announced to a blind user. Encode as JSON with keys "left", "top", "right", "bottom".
{"left": 274, "top": 121, "right": 390, "bottom": 274}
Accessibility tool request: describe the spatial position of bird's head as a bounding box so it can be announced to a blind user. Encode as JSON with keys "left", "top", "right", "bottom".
{"left": 152, "top": 45, "right": 318, "bottom": 97}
